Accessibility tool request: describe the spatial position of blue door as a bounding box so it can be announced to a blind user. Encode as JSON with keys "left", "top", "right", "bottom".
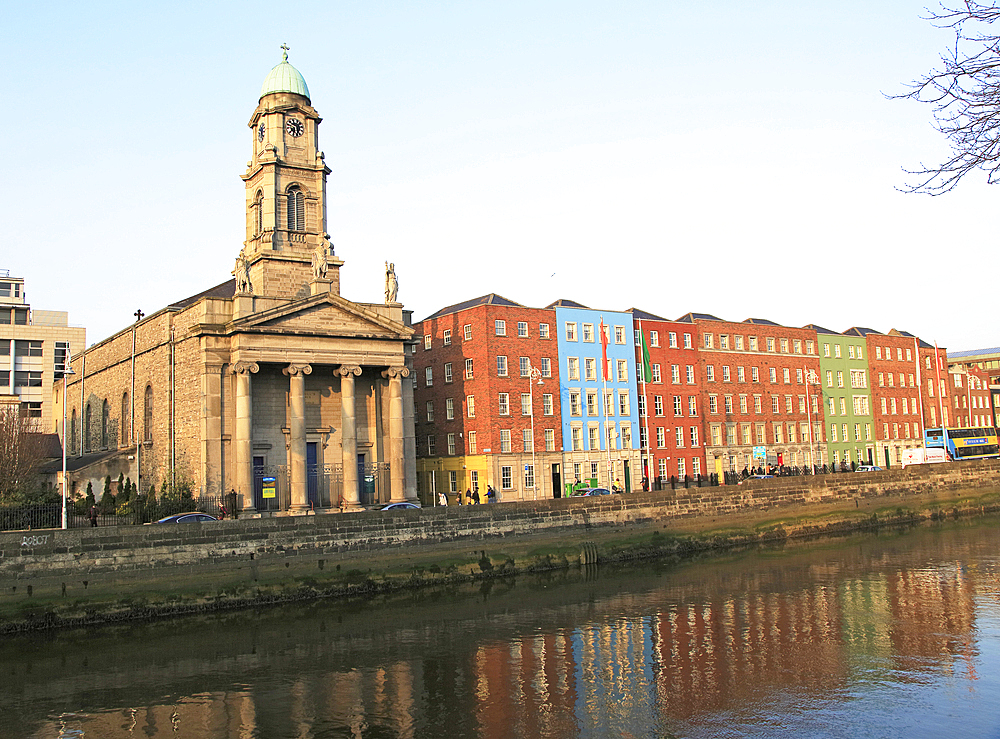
{"left": 307, "top": 442, "right": 318, "bottom": 508}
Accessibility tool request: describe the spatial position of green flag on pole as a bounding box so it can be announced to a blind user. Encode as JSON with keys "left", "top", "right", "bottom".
{"left": 640, "top": 328, "right": 652, "bottom": 383}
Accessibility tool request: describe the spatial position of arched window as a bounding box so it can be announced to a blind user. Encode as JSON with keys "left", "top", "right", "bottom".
{"left": 70, "top": 408, "right": 77, "bottom": 453}
{"left": 101, "top": 399, "right": 109, "bottom": 449}
{"left": 84, "top": 404, "right": 92, "bottom": 453}
{"left": 286, "top": 186, "right": 304, "bottom": 232}
{"left": 254, "top": 190, "right": 263, "bottom": 236}
{"left": 144, "top": 385, "right": 153, "bottom": 442}
{"left": 121, "top": 392, "right": 130, "bottom": 446}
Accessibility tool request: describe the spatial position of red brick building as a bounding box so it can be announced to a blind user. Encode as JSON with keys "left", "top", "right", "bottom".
{"left": 679, "top": 314, "right": 824, "bottom": 475}
{"left": 630, "top": 309, "right": 705, "bottom": 484}
{"left": 850, "top": 328, "right": 930, "bottom": 466}
{"left": 411, "top": 294, "right": 563, "bottom": 502}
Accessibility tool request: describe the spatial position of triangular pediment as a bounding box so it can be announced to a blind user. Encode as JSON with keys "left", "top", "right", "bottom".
{"left": 229, "top": 292, "right": 412, "bottom": 339}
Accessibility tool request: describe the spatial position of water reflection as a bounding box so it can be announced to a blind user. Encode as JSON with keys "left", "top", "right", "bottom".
{"left": 2, "top": 519, "right": 999, "bottom": 738}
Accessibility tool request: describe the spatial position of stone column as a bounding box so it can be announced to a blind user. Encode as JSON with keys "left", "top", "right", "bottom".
{"left": 230, "top": 362, "right": 259, "bottom": 514}
{"left": 337, "top": 364, "right": 363, "bottom": 510}
{"left": 383, "top": 366, "right": 409, "bottom": 504}
{"left": 283, "top": 363, "right": 312, "bottom": 513}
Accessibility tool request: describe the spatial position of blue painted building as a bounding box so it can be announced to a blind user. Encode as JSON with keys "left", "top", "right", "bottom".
{"left": 551, "top": 300, "right": 642, "bottom": 490}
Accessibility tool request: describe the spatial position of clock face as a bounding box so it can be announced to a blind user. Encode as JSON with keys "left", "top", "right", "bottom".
{"left": 286, "top": 118, "right": 304, "bottom": 138}
{"left": 257, "top": 122, "right": 265, "bottom": 141}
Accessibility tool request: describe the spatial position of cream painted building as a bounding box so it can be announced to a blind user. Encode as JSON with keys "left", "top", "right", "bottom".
{"left": 0, "top": 271, "right": 85, "bottom": 430}
{"left": 57, "top": 51, "right": 417, "bottom": 513}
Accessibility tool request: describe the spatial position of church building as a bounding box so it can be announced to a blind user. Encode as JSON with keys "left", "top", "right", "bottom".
{"left": 57, "top": 50, "right": 417, "bottom": 513}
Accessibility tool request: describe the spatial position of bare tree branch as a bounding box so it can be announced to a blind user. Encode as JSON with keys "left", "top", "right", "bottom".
{"left": 891, "top": 1, "right": 1000, "bottom": 193}
{"left": 0, "top": 407, "right": 48, "bottom": 503}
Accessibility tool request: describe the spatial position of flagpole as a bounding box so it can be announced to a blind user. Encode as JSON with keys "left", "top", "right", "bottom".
{"left": 638, "top": 318, "right": 651, "bottom": 486}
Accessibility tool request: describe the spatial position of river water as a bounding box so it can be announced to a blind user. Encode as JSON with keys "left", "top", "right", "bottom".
{"left": 2, "top": 516, "right": 999, "bottom": 739}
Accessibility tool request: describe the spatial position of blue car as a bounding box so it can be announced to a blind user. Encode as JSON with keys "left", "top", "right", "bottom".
{"left": 380, "top": 502, "right": 421, "bottom": 510}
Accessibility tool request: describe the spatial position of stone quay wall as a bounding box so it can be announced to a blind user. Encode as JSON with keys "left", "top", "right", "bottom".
{"left": 3, "top": 461, "right": 1000, "bottom": 610}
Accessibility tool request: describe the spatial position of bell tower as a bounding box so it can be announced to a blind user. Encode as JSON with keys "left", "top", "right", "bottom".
{"left": 239, "top": 46, "right": 342, "bottom": 299}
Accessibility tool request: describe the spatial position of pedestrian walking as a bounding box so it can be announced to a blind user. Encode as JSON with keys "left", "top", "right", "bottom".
{"left": 438, "top": 490, "right": 447, "bottom": 506}
{"left": 89, "top": 505, "right": 98, "bottom": 527}
{"left": 472, "top": 488, "right": 480, "bottom": 505}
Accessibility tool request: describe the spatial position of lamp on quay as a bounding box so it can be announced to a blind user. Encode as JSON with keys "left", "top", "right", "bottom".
{"left": 60, "top": 358, "right": 75, "bottom": 530}
{"left": 527, "top": 360, "right": 543, "bottom": 500}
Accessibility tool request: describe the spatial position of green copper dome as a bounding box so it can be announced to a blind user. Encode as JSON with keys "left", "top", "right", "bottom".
{"left": 260, "top": 46, "right": 310, "bottom": 101}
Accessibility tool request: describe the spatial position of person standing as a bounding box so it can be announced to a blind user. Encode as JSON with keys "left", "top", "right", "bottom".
{"left": 472, "top": 488, "right": 480, "bottom": 505}
{"left": 438, "top": 490, "right": 447, "bottom": 506}
{"left": 89, "top": 505, "right": 98, "bottom": 527}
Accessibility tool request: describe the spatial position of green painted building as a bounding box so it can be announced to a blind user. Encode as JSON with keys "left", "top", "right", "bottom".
{"left": 808, "top": 326, "right": 876, "bottom": 469}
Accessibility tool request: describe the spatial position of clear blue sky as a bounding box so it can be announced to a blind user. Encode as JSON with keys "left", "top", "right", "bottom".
{"left": 3, "top": 1, "right": 995, "bottom": 351}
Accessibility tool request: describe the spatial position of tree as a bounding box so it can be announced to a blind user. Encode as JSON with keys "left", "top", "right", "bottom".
{"left": 895, "top": 1, "right": 1000, "bottom": 193}
{"left": 0, "top": 407, "right": 49, "bottom": 503}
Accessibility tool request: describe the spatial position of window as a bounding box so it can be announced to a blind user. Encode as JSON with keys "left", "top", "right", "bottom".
{"left": 500, "top": 430, "right": 511, "bottom": 452}
{"left": 658, "top": 459, "right": 668, "bottom": 478}
{"left": 425, "top": 367, "right": 433, "bottom": 386}
{"left": 740, "top": 395, "right": 748, "bottom": 414}
{"left": 785, "top": 395, "right": 793, "bottom": 413}
{"left": 469, "top": 431, "right": 477, "bottom": 454}
{"left": 724, "top": 395, "right": 733, "bottom": 414}
{"left": 656, "top": 427, "right": 666, "bottom": 447}
{"left": 709, "top": 395, "right": 719, "bottom": 414}
{"left": 520, "top": 357, "right": 531, "bottom": 377}
{"left": 588, "top": 425, "right": 599, "bottom": 450}
{"left": 442, "top": 329, "right": 451, "bottom": 345}
{"left": 783, "top": 368, "right": 790, "bottom": 384}
{"left": 495, "top": 320, "right": 506, "bottom": 336}
{"left": 465, "top": 358, "right": 474, "bottom": 379}
{"left": 565, "top": 322, "right": 577, "bottom": 341}
{"left": 734, "top": 335, "right": 744, "bottom": 350}
{"left": 427, "top": 435, "right": 436, "bottom": 455}
{"left": 704, "top": 334, "right": 714, "bottom": 349}
{"left": 497, "top": 356, "right": 508, "bottom": 377}
{"left": 501, "top": 466, "right": 513, "bottom": 489}
{"left": 521, "top": 393, "right": 532, "bottom": 415}
{"left": 683, "top": 333, "right": 693, "bottom": 349}
{"left": 650, "top": 331, "right": 659, "bottom": 347}
{"left": 121, "top": 392, "right": 129, "bottom": 445}
{"left": 722, "top": 366, "right": 731, "bottom": 382}
{"left": 754, "top": 395, "right": 762, "bottom": 413}
{"left": 772, "top": 395, "right": 780, "bottom": 413}
{"left": 286, "top": 186, "right": 305, "bottom": 231}
{"left": 720, "top": 334, "right": 730, "bottom": 350}
{"left": 539, "top": 323, "right": 550, "bottom": 339}
{"left": 582, "top": 323, "right": 594, "bottom": 342}
{"left": 638, "top": 394, "right": 646, "bottom": 417}
{"left": 585, "top": 357, "right": 597, "bottom": 381}
{"left": 570, "top": 392, "right": 581, "bottom": 416}
{"left": 796, "top": 369, "right": 803, "bottom": 384}
{"left": 676, "top": 427, "right": 685, "bottom": 447}
{"left": 464, "top": 324, "right": 472, "bottom": 341}
{"left": 523, "top": 429, "right": 533, "bottom": 452}
{"left": 540, "top": 357, "right": 552, "bottom": 377}
{"left": 766, "top": 337, "right": 775, "bottom": 352}
{"left": 545, "top": 429, "right": 555, "bottom": 451}
{"left": 686, "top": 365, "right": 695, "bottom": 384}
{"left": 444, "top": 363, "right": 453, "bottom": 383}
{"left": 615, "top": 326, "right": 626, "bottom": 344}
{"left": 426, "top": 401, "right": 435, "bottom": 422}
{"left": 446, "top": 398, "right": 455, "bottom": 420}
{"left": 618, "top": 391, "right": 630, "bottom": 416}
{"left": 621, "top": 423, "right": 632, "bottom": 449}
{"left": 499, "top": 393, "right": 509, "bottom": 415}
{"left": 447, "top": 433, "right": 456, "bottom": 455}
{"left": 837, "top": 371, "right": 844, "bottom": 388}
{"left": 617, "top": 359, "right": 628, "bottom": 382}
{"left": 144, "top": 385, "right": 153, "bottom": 442}
{"left": 752, "top": 367, "right": 759, "bottom": 383}
{"left": 654, "top": 396, "right": 663, "bottom": 416}
{"left": 572, "top": 426, "right": 584, "bottom": 451}
{"left": 897, "top": 347, "right": 904, "bottom": 361}
{"left": 689, "top": 396, "right": 698, "bottom": 416}
{"left": 466, "top": 395, "right": 475, "bottom": 417}
{"left": 674, "top": 396, "right": 683, "bottom": 416}
{"left": 769, "top": 368, "right": 777, "bottom": 383}
{"left": 706, "top": 366, "right": 716, "bottom": 382}
{"left": 567, "top": 357, "right": 579, "bottom": 380}
{"left": 543, "top": 394, "right": 553, "bottom": 415}
{"left": 670, "top": 364, "right": 681, "bottom": 384}
{"left": 691, "top": 427, "right": 699, "bottom": 446}
{"left": 587, "top": 391, "right": 598, "bottom": 416}
{"left": 737, "top": 366, "right": 746, "bottom": 383}
{"left": 668, "top": 332, "right": 678, "bottom": 348}
{"left": 518, "top": 321, "right": 528, "bottom": 337}
{"left": 780, "top": 338, "right": 789, "bottom": 353}
{"left": 652, "top": 364, "right": 662, "bottom": 383}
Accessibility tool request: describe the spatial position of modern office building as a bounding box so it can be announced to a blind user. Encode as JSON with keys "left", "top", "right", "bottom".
{"left": 0, "top": 271, "right": 86, "bottom": 431}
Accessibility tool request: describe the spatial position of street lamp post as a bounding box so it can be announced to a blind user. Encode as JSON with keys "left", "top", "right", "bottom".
{"left": 60, "top": 359, "right": 76, "bottom": 530}
{"left": 527, "top": 361, "right": 543, "bottom": 500}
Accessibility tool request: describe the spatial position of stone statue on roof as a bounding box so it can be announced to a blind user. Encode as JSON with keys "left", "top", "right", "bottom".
{"left": 385, "top": 261, "right": 398, "bottom": 304}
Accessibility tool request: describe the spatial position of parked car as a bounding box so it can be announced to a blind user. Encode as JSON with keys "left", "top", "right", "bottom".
{"left": 855, "top": 465, "right": 883, "bottom": 473}
{"left": 584, "top": 487, "right": 613, "bottom": 496}
{"left": 153, "top": 513, "right": 218, "bottom": 524}
{"left": 381, "top": 502, "right": 421, "bottom": 510}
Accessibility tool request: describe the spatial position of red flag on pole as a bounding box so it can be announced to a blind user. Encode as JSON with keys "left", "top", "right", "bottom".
{"left": 599, "top": 317, "right": 609, "bottom": 382}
